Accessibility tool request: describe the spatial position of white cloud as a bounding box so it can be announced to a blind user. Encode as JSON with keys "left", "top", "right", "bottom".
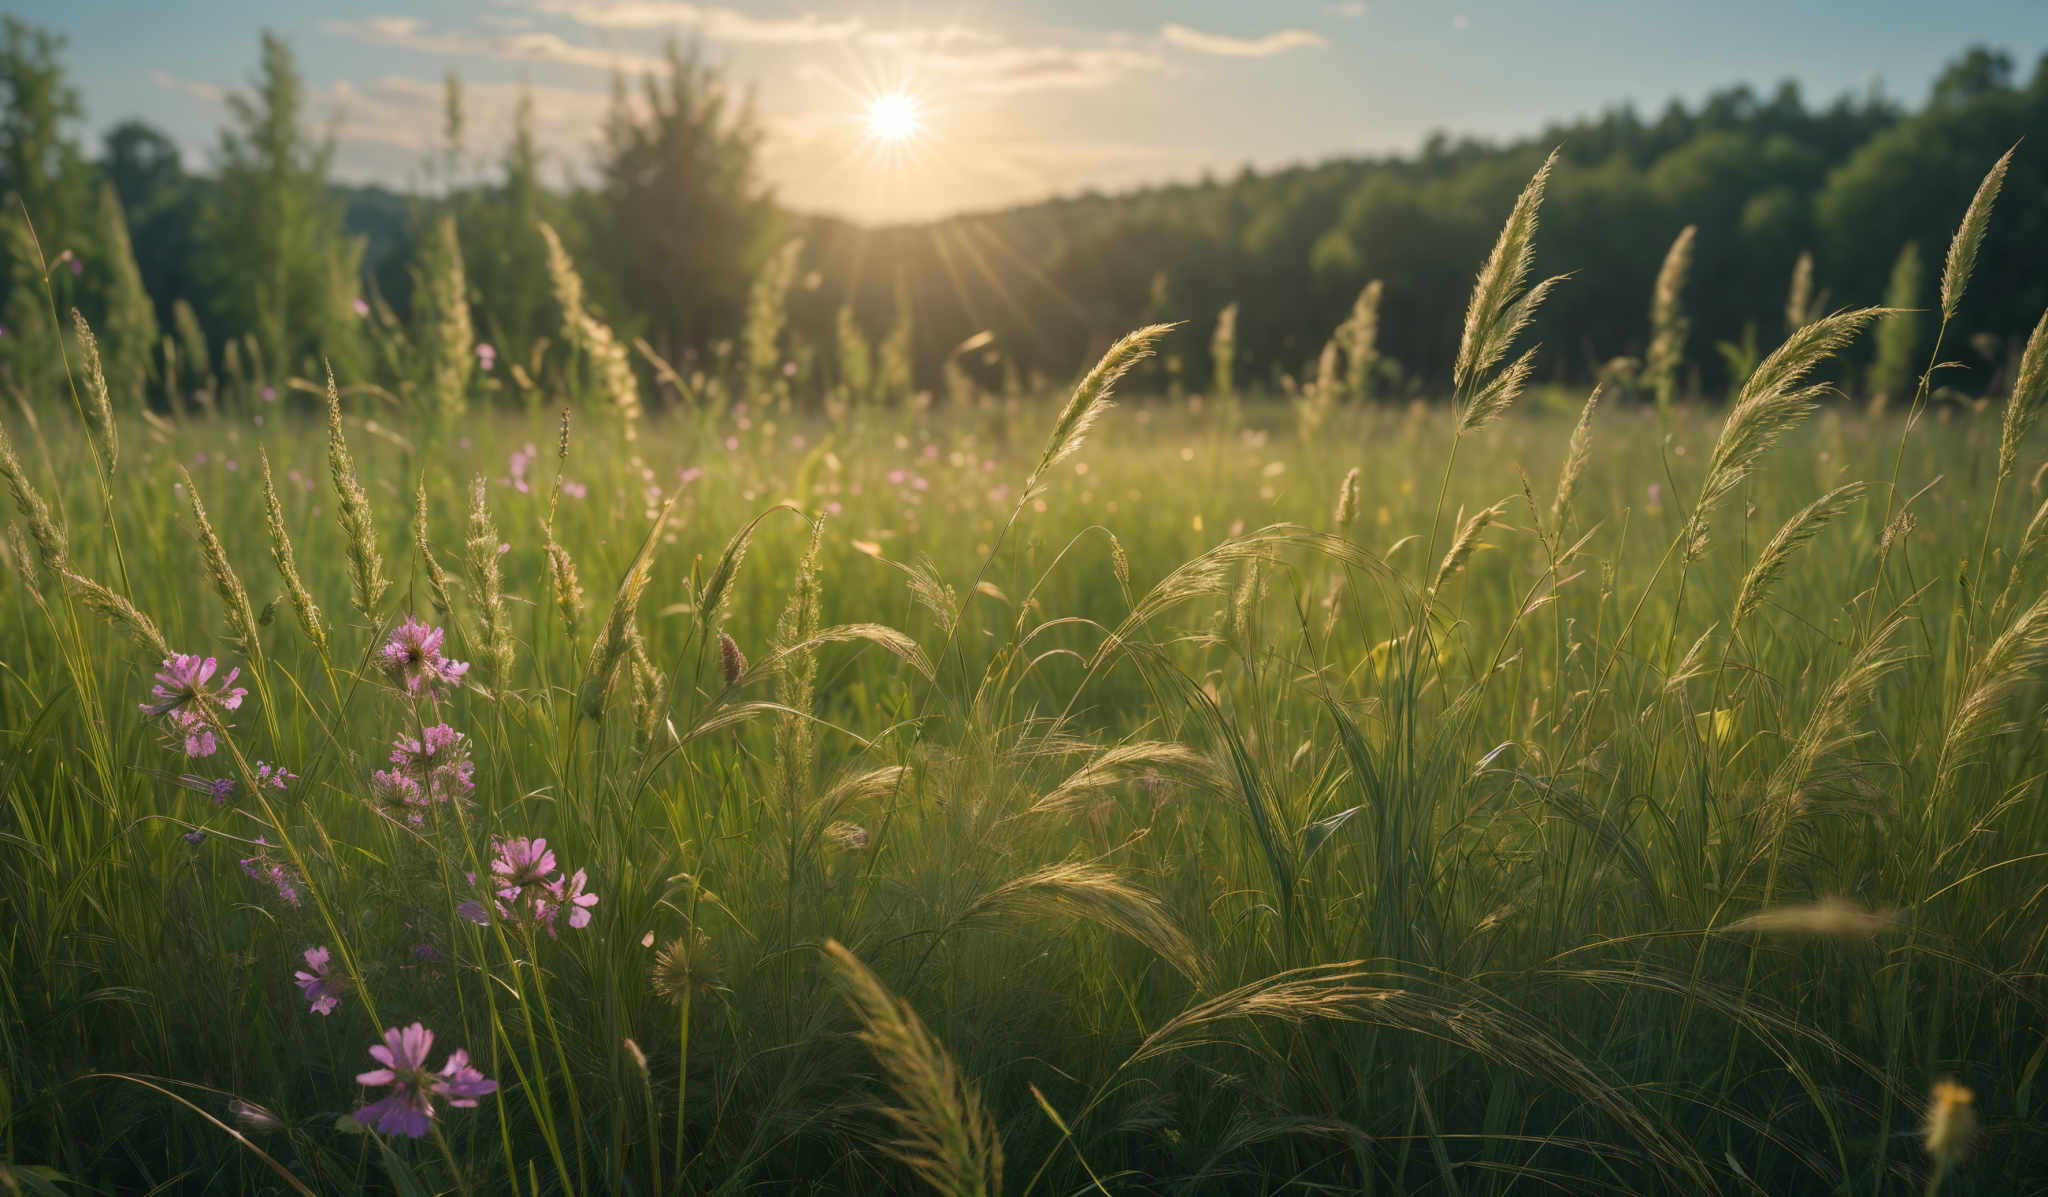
{"left": 1326, "top": 2, "right": 1367, "bottom": 16}
{"left": 903, "top": 43, "right": 1164, "bottom": 94}
{"left": 150, "top": 70, "right": 226, "bottom": 105}
{"left": 528, "top": 1, "right": 860, "bottom": 43}
{"left": 323, "top": 17, "right": 667, "bottom": 74}
{"left": 1159, "top": 23, "right": 1327, "bottom": 58}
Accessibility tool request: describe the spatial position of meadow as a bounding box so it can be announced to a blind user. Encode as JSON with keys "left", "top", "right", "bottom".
{"left": 2, "top": 152, "right": 2046, "bottom": 1196}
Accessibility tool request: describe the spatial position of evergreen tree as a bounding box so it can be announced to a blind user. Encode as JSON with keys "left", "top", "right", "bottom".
{"left": 587, "top": 41, "right": 776, "bottom": 361}
{"left": 198, "top": 32, "right": 361, "bottom": 379}
{"left": 0, "top": 17, "right": 90, "bottom": 379}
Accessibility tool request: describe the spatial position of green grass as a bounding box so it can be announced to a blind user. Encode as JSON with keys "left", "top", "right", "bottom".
{"left": 4, "top": 155, "right": 2047, "bottom": 1195}
{"left": 3, "top": 384, "right": 2045, "bottom": 1194}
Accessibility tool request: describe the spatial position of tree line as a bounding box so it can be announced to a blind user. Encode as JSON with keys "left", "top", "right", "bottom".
{"left": 2, "top": 17, "right": 2044, "bottom": 413}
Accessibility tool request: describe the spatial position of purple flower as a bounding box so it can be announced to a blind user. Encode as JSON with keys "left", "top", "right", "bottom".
{"left": 261, "top": 386, "right": 278, "bottom": 403}
{"left": 475, "top": 342, "right": 496, "bottom": 371}
{"left": 372, "top": 724, "right": 474, "bottom": 825}
{"left": 293, "top": 945, "right": 347, "bottom": 1015}
{"left": 353, "top": 1022, "right": 497, "bottom": 1138}
{"left": 399, "top": 723, "right": 472, "bottom": 786}
{"left": 562, "top": 480, "right": 587, "bottom": 500}
{"left": 255, "top": 761, "right": 295, "bottom": 790}
{"left": 182, "top": 829, "right": 207, "bottom": 846}
{"left": 378, "top": 617, "right": 469, "bottom": 698}
{"left": 410, "top": 943, "right": 441, "bottom": 964}
{"left": 141, "top": 654, "right": 248, "bottom": 758}
{"left": 459, "top": 837, "right": 598, "bottom": 935}
{"left": 492, "top": 837, "right": 557, "bottom": 890}
{"left": 178, "top": 774, "right": 238, "bottom": 805}
{"left": 239, "top": 844, "right": 301, "bottom": 907}
{"left": 68, "top": 256, "right": 82, "bottom": 277}
{"left": 352, "top": 297, "right": 370, "bottom": 317}
{"left": 550, "top": 869, "right": 598, "bottom": 929}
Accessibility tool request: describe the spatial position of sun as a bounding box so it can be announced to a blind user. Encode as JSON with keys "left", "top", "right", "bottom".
{"left": 865, "top": 93, "right": 920, "bottom": 142}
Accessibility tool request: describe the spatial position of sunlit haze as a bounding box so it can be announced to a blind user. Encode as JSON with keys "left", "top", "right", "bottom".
{"left": 13, "top": 0, "right": 2048, "bottom": 224}
{"left": 865, "top": 93, "right": 920, "bottom": 143}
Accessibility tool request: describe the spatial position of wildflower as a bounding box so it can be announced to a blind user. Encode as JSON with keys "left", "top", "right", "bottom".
{"left": 255, "top": 761, "right": 296, "bottom": 790}
{"left": 562, "top": 479, "right": 587, "bottom": 499}
{"left": 293, "top": 945, "right": 348, "bottom": 1015}
{"left": 68, "top": 256, "right": 82, "bottom": 277}
{"left": 409, "top": 943, "right": 441, "bottom": 964}
{"left": 352, "top": 297, "right": 370, "bottom": 317}
{"left": 475, "top": 342, "right": 496, "bottom": 371}
{"left": 353, "top": 1022, "right": 498, "bottom": 1138}
{"left": 1925, "top": 1079, "right": 1975, "bottom": 1166}
{"left": 378, "top": 616, "right": 470, "bottom": 698}
{"left": 239, "top": 840, "right": 301, "bottom": 907}
{"left": 178, "top": 774, "right": 238, "bottom": 805}
{"left": 1646, "top": 482, "right": 1664, "bottom": 513}
{"left": 261, "top": 386, "right": 277, "bottom": 403}
{"left": 492, "top": 836, "right": 558, "bottom": 890}
{"left": 141, "top": 654, "right": 247, "bottom": 758}
{"left": 458, "top": 836, "right": 598, "bottom": 935}
{"left": 505, "top": 443, "right": 536, "bottom": 492}
{"left": 548, "top": 869, "right": 598, "bottom": 928}
{"left": 371, "top": 724, "right": 474, "bottom": 825}
{"left": 182, "top": 829, "right": 207, "bottom": 846}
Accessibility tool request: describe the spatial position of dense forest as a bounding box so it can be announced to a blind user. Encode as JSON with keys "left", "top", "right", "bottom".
{"left": 2, "top": 17, "right": 2045, "bottom": 408}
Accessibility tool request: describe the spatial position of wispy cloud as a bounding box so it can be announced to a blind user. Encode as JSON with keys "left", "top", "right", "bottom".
{"left": 1159, "top": 23, "right": 1327, "bottom": 58}
{"left": 903, "top": 43, "right": 1164, "bottom": 94}
{"left": 328, "top": 9, "right": 1158, "bottom": 96}
{"left": 150, "top": 70, "right": 225, "bottom": 105}
{"left": 1326, "top": 2, "right": 1367, "bottom": 17}
{"left": 324, "top": 16, "right": 666, "bottom": 74}
{"left": 528, "top": 0, "right": 860, "bottom": 43}
{"left": 154, "top": 67, "right": 616, "bottom": 184}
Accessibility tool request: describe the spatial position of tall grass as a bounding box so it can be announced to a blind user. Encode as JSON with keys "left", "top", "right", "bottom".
{"left": 1, "top": 149, "right": 2046, "bottom": 1197}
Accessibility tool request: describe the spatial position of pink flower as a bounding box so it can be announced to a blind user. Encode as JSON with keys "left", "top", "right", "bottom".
{"left": 491, "top": 837, "right": 557, "bottom": 890}
{"left": 353, "top": 1023, "right": 497, "bottom": 1138}
{"left": 293, "top": 945, "right": 348, "bottom": 1015}
{"left": 378, "top": 617, "right": 469, "bottom": 698}
{"left": 371, "top": 724, "right": 474, "bottom": 825}
{"left": 458, "top": 836, "right": 598, "bottom": 935}
{"left": 475, "top": 342, "right": 496, "bottom": 371}
{"left": 352, "top": 298, "right": 370, "bottom": 317}
{"left": 239, "top": 840, "right": 301, "bottom": 907}
{"left": 141, "top": 654, "right": 248, "bottom": 758}
{"left": 550, "top": 869, "right": 598, "bottom": 929}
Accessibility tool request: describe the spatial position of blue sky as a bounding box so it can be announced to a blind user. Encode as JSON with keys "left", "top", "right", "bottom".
{"left": 19, "top": 1, "right": 2047, "bottom": 223}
